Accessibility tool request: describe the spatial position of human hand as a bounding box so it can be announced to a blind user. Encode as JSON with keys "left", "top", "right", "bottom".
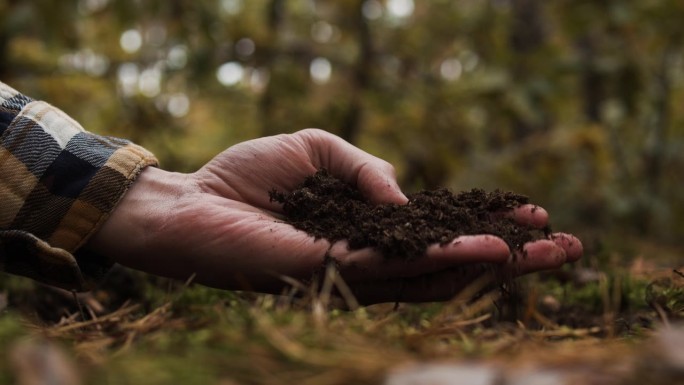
{"left": 87, "top": 129, "right": 582, "bottom": 304}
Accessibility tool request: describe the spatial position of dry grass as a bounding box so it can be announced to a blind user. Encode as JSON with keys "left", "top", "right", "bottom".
{"left": 1, "top": 257, "right": 683, "bottom": 385}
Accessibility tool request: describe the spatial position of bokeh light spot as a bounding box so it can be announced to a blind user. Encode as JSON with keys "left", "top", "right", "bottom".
{"left": 440, "top": 58, "right": 462, "bottom": 81}
{"left": 146, "top": 24, "right": 167, "bottom": 47}
{"left": 387, "top": 0, "right": 414, "bottom": 18}
{"left": 311, "top": 21, "right": 334, "bottom": 43}
{"left": 167, "top": 93, "right": 190, "bottom": 118}
{"left": 362, "top": 0, "right": 383, "bottom": 20}
{"left": 310, "top": 57, "right": 332, "bottom": 84}
{"left": 217, "top": 62, "right": 245, "bottom": 86}
{"left": 220, "top": 0, "right": 243, "bottom": 15}
{"left": 138, "top": 66, "right": 162, "bottom": 97}
{"left": 167, "top": 45, "right": 188, "bottom": 69}
{"left": 117, "top": 63, "right": 139, "bottom": 97}
{"left": 236, "top": 38, "right": 255, "bottom": 57}
{"left": 120, "top": 29, "right": 142, "bottom": 54}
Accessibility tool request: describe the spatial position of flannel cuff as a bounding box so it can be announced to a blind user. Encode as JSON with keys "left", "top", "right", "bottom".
{"left": 0, "top": 81, "right": 158, "bottom": 290}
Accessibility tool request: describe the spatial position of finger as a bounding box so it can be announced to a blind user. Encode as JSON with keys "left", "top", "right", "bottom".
{"left": 509, "top": 204, "right": 549, "bottom": 228}
{"left": 549, "top": 232, "right": 583, "bottom": 262}
{"left": 426, "top": 235, "right": 510, "bottom": 263}
{"left": 295, "top": 129, "right": 409, "bottom": 205}
{"left": 356, "top": 162, "right": 408, "bottom": 205}
{"left": 330, "top": 235, "right": 510, "bottom": 281}
{"left": 513, "top": 239, "right": 567, "bottom": 275}
{"left": 348, "top": 237, "right": 578, "bottom": 304}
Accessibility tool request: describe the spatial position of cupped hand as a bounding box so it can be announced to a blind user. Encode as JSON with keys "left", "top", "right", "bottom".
{"left": 87, "top": 129, "right": 582, "bottom": 304}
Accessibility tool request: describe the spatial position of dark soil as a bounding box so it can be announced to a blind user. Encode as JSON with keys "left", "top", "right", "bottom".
{"left": 270, "top": 169, "right": 546, "bottom": 260}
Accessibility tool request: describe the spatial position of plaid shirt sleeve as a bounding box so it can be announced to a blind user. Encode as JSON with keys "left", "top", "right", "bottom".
{"left": 0, "top": 81, "right": 158, "bottom": 291}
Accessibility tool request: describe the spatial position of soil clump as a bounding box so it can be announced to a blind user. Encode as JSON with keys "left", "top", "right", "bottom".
{"left": 270, "top": 169, "right": 545, "bottom": 260}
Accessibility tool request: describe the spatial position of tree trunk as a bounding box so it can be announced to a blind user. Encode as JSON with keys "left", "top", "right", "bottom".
{"left": 510, "top": 0, "right": 548, "bottom": 141}
{"left": 508, "top": 0, "right": 547, "bottom": 140}
{"left": 643, "top": 47, "right": 675, "bottom": 196}
{"left": 577, "top": 35, "right": 604, "bottom": 123}
{"left": 259, "top": 0, "right": 285, "bottom": 137}
{"left": 339, "top": 0, "right": 373, "bottom": 145}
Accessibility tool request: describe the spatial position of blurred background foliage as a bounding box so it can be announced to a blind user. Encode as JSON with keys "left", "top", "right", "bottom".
{"left": 2, "top": 0, "right": 684, "bottom": 253}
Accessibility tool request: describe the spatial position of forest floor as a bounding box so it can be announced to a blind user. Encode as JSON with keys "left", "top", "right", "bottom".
{"left": 1, "top": 174, "right": 684, "bottom": 384}
{"left": 1, "top": 238, "right": 683, "bottom": 385}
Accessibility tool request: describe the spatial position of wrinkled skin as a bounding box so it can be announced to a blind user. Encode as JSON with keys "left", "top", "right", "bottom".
{"left": 88, "top": 129, "right": 582, "bottom": 304}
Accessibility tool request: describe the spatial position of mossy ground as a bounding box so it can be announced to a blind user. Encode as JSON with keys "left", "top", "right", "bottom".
{"left": 0, "top": 238, "right": 682, "bottom": 385}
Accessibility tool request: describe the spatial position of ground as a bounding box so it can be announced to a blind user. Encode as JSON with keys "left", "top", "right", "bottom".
{"left": 0, "top": 261, "right": 683, "bottom": 384}
{"left": 1, "top": 172, "right": 683, "bottom": 384}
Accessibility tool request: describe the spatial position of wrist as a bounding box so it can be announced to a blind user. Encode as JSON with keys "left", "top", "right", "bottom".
{"left": 85, "top": 166, "right": 194, "bottom": 263}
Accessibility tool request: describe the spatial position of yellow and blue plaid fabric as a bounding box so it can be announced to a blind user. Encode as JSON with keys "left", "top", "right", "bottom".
{"left": 0, "top": 81, "right": 157, "bottom": 291}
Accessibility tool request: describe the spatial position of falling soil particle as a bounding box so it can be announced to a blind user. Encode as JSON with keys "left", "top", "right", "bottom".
{"left": 270, "top": 169, "right": 545, "bottom": 260}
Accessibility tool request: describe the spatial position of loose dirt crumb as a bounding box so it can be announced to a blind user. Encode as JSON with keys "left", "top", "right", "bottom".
{"left": 270, "top": 169, "right": 544, "bottom": 260}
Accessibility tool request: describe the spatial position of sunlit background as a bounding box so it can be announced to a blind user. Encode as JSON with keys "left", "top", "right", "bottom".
{"left": 2, "top": 0, "right": 684, "bottom": 252}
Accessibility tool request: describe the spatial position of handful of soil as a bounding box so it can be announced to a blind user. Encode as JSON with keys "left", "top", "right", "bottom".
{"left": 270, "top": 169, "right": 544, "bottom": 260}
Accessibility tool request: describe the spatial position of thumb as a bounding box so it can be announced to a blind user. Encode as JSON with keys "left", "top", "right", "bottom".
{"left": 356, "top": 163, "right": 408, "bottom": 205}
{"left": 295, "top": 128, "right": 408, "bottom": 205}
